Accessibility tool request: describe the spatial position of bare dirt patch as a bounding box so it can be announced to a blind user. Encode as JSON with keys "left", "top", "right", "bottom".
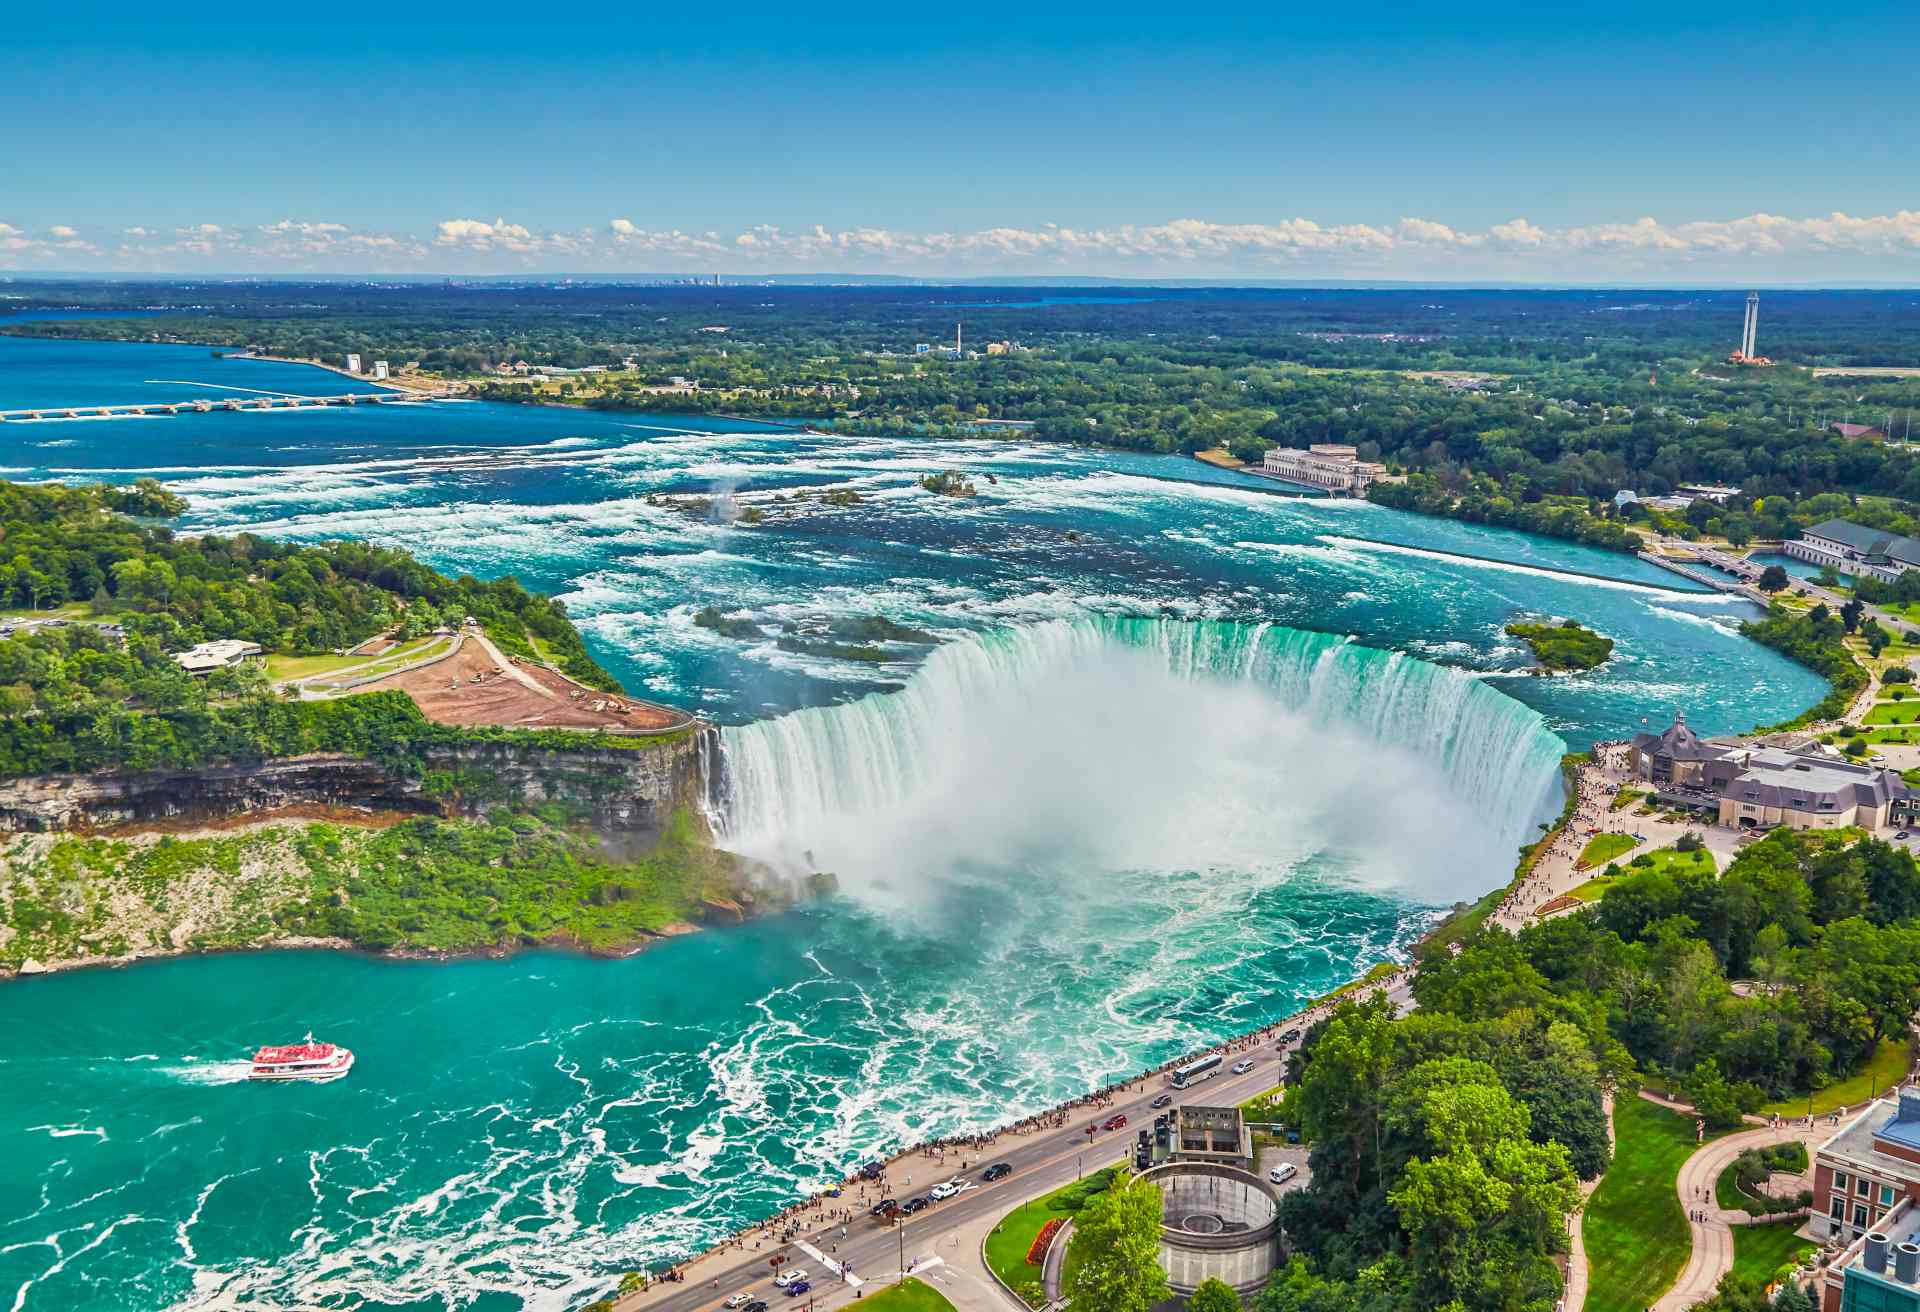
{"left": 353, "top": 641, "right": 685, "bottom": 731}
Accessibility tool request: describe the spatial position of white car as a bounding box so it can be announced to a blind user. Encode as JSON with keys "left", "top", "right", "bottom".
{"left": 773, "top": 1269, "right": 808, "bottom": 1289}
{"left": 930, "top": 1177, "right": 967, "bottom": 1200}
{"left": 1231, "top": 1060, "right": 1254, "bottom": 1075}
{"left": 1268, "top": 1163, "right": 1298, "bottom": 1185}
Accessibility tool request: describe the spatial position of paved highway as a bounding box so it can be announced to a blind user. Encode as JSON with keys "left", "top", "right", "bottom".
{"left": 611, "top": 1013, "right": 1379, "bottom": 1312}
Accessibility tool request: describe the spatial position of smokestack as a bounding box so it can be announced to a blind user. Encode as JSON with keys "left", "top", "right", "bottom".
{"left": 1868, "top": 1232, "right": 1891, "bottom": 1273}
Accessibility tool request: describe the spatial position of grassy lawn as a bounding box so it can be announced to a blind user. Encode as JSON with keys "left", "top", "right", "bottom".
{"left": 1630, "top": 846, "right": 1719, "bottom": 879}
{"left": 1759, "top": 1038, "right": 1915, "bottom": 1117}
{"left": 1611, "top": 788, "right": 1648, "bottom": 812}
{"left": 1566, "top": 875, "right": 1616, "bottom": 902}
{"left": 342, "top": 635, "right": 451, "bottom": 679}
{"left": 1864, "top": 702, "right": 1920, "bottom": 725}
{"left": 982, "top": 1165, "right": 1120, "bottom": 1304}
{"left": 1585, "top": 1096, "right": 1718, "bottom": 1312}
{"left": 268, "top": 635, "right": 451, "bottom": 685}
{"left": 1577, "top": 832, "right": 1640, "bottom": 870}
{"left": 1727, "top": 1220, "right": 1816, "bottom": 1289}
{"left": 858, "top": 1277, "right": 957, "bottom": 1311}
{"left": 265, "top": 651, "right": 367, "bottom": 682}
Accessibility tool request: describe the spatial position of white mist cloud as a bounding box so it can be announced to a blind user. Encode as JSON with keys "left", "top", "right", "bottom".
{"left": 719, "top": 626, "right": 1549, "bottom": 915}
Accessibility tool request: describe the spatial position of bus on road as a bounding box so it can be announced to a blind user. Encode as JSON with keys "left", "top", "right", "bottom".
{"left": 1171, "top": 1054, "right": 1222, "bottom": 1089}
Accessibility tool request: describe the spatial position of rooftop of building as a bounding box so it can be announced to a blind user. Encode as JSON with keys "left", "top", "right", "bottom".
{"left": 1802, "top": 519, "right": 1920, "bottom": 568}
{"left": 1630, "top": 710, "right": 1737, "bottom": 763}
{"left": 1834, "top": 1198, "right": 1920, "bottom": 1295}
{"left": 1821, "top": 1089, "right": 1920, "bottom": 1177}
{"left": 1730, "top": 747, "right": 1915, "bottom": 809}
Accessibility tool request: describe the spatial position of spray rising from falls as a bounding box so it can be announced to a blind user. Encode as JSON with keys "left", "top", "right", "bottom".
{"left": 711, "top": 617, "right": 1568, "bottom": 905}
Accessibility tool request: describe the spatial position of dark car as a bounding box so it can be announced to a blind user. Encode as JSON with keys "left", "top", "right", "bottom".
{"left": 1150, "top": 1093, "right": 1173, "bottom": 1109}
{"left": 1279, "top": 1028, "right": 1301, "bottom": 1044}
{"left": 786, "top": 1281, "right": 811, "bottom": 1297}
{"left": 980, "top": 1162, "right": 1012, "bottom": 1182}
{"left": 869, "top": 1199, "right": 898, "bottom": 1217}
{"left": 744, "top": 1303, "right": 769, "bottom": 1312}
{"left": 1103, "top": 1113, "right": 1128, "bottom": 1131}
{"left": 901, "top": 1196, "right": 930, "bottom": 1214}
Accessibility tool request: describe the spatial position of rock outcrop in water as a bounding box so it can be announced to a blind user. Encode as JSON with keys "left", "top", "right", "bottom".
{"left": 0, "top": 734, "right": 709, "bottom": 836}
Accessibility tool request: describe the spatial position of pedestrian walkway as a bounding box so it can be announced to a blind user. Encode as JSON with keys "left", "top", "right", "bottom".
{"left": 1652, "top": 1115, "right": 1825, "bottom": 1311}
{"left": 1562, "top": 1092, "right": 1616, "bottom": 1312}
{"left": 796, "top": 1241, "right": 864, "bottom": 1288}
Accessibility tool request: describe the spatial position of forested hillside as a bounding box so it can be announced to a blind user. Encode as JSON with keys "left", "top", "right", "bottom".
{"left": 1264, "top": 826, "right": 1920, "bottom": 1312}
{"left": 0, "top": 480, "right": 619, "bottom": 775}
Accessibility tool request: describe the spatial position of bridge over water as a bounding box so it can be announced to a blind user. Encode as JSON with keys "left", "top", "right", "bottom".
{"left": 0, "top": 392, "right": 439, "bottom": 421}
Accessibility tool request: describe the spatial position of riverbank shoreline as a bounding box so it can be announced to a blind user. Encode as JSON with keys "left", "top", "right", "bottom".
{"left": 0, "top": 898, "right": 767, "bottom": 984}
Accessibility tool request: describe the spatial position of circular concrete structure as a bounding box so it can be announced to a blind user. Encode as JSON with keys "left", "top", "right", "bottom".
{"left": 1140, "top": 1161, "right": 1281, "bottom": 1296}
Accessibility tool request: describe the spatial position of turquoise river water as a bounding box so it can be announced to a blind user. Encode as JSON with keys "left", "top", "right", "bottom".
{"left": 0, "top": 327, "right": 1824, "bottom": 1310}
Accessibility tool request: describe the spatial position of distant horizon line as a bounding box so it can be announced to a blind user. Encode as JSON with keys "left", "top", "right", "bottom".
{"left": 6, "top": 272, "right": 1920, "bottom": 292}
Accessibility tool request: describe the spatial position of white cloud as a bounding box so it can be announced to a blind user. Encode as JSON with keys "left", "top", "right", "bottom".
{"left": 17, "top": 208, "right": 1920, "bottom": 276}
{"left": 435, "top": 217, "right": 538, "bottom": 251}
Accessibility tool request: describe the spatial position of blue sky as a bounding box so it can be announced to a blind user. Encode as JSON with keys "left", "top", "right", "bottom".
{"left": 6, "top": 1, "right": 1920, "bottom": 279}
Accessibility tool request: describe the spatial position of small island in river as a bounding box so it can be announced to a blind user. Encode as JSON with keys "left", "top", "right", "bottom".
{"left": 1505, "top": 618, "right": 1614, "bottom": 672}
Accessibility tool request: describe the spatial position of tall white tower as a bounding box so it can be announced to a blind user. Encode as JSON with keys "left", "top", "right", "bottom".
{"left": 1741, "top": 291, "right": 1759, "bottom": 358}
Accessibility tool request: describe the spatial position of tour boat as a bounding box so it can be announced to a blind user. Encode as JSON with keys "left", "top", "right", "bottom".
{"left": 250, "top": 1034, "right": 354, "bottom": 1083}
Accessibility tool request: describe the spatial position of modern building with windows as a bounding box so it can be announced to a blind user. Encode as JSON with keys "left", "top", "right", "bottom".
{"left": 1815, "top": 1092, "right": 1920, "bottom": 1310}
{"left": 1255, "top": 444, "right": 1387, "bottom": 495}
{"left": 1789, "top": 520, "right": 1920, "bottom": 582}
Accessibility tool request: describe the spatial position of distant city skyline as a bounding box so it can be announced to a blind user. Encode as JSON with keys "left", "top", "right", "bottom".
{"left": 7, "top": 1, "right": 1919, "bottom": 280}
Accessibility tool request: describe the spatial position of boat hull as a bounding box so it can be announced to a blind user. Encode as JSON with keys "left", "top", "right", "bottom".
{"left": 249, "top": 1051, "right": 355, "bottom": 1083}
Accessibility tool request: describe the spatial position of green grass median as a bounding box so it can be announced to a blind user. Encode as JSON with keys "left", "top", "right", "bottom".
{"left": 982, "top": 1165, "right": 1120, "bottom": 1306}
{"left": 858, "top": 1277, "right": 957, "bottom": 1311}
{"left": 1577, "top": 832, "right": 1639, "bottom": 869}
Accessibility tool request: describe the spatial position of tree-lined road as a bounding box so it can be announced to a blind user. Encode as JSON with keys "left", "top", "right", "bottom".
{"left": 609, "top": 1004, "right": 1404, "bottom": 1312}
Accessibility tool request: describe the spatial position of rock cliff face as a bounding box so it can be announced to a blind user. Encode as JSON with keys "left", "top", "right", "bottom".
{"left": 0, "top": 733, "right": 710, "bottom": 835}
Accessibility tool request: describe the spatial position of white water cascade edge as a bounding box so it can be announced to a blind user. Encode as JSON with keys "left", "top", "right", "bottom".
{"left": 709, "top": 616, "right": 1568, "bottom": 910}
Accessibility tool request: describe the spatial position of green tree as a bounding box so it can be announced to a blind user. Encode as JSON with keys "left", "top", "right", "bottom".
{"left": 1062, "top": 1170, "right": 1171, "bottom": 1312}
{"left": 1189, "top": 1276, "right": 1243, "bottom": 1312}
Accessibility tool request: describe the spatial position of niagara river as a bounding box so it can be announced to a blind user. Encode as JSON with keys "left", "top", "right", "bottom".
{"left": 0, "top": 329, "right": 1825, "bottom": 1311}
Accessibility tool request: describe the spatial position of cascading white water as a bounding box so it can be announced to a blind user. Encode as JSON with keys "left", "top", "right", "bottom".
{"left": 711, "top": 617, "right": 1567, "bottom": 905}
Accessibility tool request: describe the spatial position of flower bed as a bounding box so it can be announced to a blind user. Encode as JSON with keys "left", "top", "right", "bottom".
{"left": 1026, "top": 1218, "right": 1066, "bottom": 1266}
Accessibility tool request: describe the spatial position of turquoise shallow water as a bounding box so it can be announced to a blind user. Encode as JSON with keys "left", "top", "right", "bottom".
{"left": 0, "top": 328, "right": 1825, "bottom": 1310}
